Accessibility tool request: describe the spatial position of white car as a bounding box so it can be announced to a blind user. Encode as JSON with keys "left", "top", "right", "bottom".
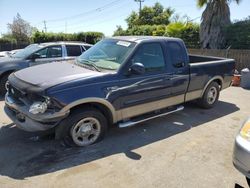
{"left": 0, "top": 51, "right": 10, "bottom": 58}
{"left": 233, "top": 118, "right": 250, "bottom": 186}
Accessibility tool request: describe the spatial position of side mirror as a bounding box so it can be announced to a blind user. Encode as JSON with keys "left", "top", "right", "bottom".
{"left": 29, "top": 53, "right": 40, "bottom": 60}
{"left": 129, "top": 63, "right": 145, "bottom": 75}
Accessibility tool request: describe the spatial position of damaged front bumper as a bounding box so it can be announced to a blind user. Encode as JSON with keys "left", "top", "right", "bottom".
{"left": 4, "top": 94, "right": 69, "bottom": 132}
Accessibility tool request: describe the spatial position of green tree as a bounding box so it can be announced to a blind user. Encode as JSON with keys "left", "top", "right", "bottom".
{"left": 113, "top": 25, "right": 128, "bottom": 36}
{"left": 165, "top": 22, "right": 200, "bottom": 48}
{"left": 224, "top": 17, "right": 250, "bottom": 49}
{"left": 7, "top": 13, "right": 35, "bottom": 43}
{"left": 197, "top": 0, "right": 241, "bottom": 49}
{"left": 126, "top": 2, "right": 174, "bottom": 28}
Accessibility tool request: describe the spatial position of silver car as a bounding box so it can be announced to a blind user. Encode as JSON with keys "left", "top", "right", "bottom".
{"left": 233, "top": 117, "right": 250, "bottom": 185}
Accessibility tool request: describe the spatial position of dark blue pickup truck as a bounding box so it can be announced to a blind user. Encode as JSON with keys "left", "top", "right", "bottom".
{"left": 4, "top": 36, "right": 235, "bottom": 147}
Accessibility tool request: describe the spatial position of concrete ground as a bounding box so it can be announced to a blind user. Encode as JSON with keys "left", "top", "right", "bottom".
{"left": 0, "top": 87, "right": 249, "bottom": 188}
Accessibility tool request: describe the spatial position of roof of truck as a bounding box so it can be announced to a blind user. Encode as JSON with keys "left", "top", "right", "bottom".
{"left": 111, "top": 36, "right": 183, "bottom": 43}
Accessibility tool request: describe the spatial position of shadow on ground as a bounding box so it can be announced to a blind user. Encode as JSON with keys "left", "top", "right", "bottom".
{"left": 0, "top": 101, "right": 239, "bottom": 179}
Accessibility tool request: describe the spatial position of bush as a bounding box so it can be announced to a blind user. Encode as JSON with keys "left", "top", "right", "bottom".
{"left": 224, "top": 18, "right": 250, "bottom": 49}
{"left": 32, "top": 31, "right": 104, "bottom": 44}
{"left": 113, "top": 22, "right": 200, "bottom": 48}
{"left": 165, "top": 22, "right": 200, "bottom": 48}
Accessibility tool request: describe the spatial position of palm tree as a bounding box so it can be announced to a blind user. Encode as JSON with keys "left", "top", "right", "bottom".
{"left": 197, "top": 0, "right": 241, "bottom": 49}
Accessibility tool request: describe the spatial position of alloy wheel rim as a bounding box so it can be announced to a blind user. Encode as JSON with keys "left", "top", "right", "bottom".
{"left": 71, "top": 117, "right": 101, "bottom": 146}
{"left": 207, "top": 86, "right": 217, "bottom": 104}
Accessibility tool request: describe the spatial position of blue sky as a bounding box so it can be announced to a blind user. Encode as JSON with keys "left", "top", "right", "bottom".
{"left": 0, "top": 0, "right": 249, "bottom": 36}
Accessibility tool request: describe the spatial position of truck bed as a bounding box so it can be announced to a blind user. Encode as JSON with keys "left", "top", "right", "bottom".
{"left": 189, "top": 54, "right": 228, "bottom": 64}
{"left": 185, "top": 54, "right": 235, "bottom": 102}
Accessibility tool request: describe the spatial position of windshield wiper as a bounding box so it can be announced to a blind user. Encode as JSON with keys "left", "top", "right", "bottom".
{"left": 77, "top": 59, "right": 101, "bottom": 72}
{"left": 104, "top": 57, "right": 117, "bottom": 61}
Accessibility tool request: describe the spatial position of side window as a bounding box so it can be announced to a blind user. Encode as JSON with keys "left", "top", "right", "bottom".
{"left": 35, "top": 48, "right": 48, "bottom": 58}
{"left": 168, "top": 42, "right": 185, "bottom": 67}
{"left": 35, "top": 46, "right": 62, "bottom": 58}
{"left": 83, "top": 45, "right": 91, "bottom": 50}
{"left": 47, "top": 46, "right": 62, "bottom": 58}
{"left": 66, "top": 45, "right": 82, "bottom": 56}
{"left": 131, "top": 43, "right": 165, "bottom": 72}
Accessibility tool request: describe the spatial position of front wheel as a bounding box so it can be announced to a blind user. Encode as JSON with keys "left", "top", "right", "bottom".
{"left": 56, "top": 108, "right": 107, "bottom": 147}
{"left": 246, "top": 177, "right": 250, "bottom": 187}
{"left": 0, "top": 73, "right": 10, "bottom": 94}
{"left": 197, "top": 82, "right": 220, "bottom": 109}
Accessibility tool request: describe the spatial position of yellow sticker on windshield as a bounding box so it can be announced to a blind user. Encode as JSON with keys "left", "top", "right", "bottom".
{"left": 117, "top": 41, "right": 131, "bottom": 47}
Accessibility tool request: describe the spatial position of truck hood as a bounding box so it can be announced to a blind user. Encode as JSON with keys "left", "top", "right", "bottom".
{"left": 13, "top": 62, "right": 103, "bottom": 89}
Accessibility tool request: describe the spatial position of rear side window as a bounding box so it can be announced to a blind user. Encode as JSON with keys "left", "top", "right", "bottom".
{"left": 83, "top": 45, "right": 91, "bottom": 50}
{"left": 66, "top": 45, "right": 82, "bottom": 56}
{"left": 167, "top": 42, "right": 185, "bottom": 67}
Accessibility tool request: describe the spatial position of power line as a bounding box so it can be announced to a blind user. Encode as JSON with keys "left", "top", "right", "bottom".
{"left": 45, "top": 0, "right": 123, "bottom": 23}
{"left": 44, "top": 1, "right": 131, "bottom": 31}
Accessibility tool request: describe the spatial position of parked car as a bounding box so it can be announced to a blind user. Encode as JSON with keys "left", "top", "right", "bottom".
{"left": 0, "top": 41, "right": 92, "bottom": 93}
{"left": 233, "top": 118, "right": 250, "bottom": 186}
{"left": 4, "top": 36, "right": 235, "bottom": 147}
{"left": 8, "top": 49, "right": 22, "bottom": 56}
{"left": 0, "top": 51, "right": 10, "bottom": 58}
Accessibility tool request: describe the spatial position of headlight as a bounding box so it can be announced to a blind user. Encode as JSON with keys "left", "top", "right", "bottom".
{"left": 240, "top": 118, "right": 250, "bottom": 141}
{"left": 29, "top": 97, "right": 50, "bottom": 114}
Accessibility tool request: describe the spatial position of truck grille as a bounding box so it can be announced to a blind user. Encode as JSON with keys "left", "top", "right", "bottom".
{"left": 8, "top": 84, "right": 26, "bottom": 100}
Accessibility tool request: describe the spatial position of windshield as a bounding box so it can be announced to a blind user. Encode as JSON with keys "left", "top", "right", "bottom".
{"left": 12, "top": 44, "right": 44, "bottom": 58}
{"left": 77, "top": 39, "right": 136, "bottom": 71}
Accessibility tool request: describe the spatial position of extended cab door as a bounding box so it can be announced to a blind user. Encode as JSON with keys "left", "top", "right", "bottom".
{"left": 165, "top": 41, "right": 189, "bottom": 102}
{"left": 117, "top": 42, "right": 175, "bottom": 119}
{"left": 29, "top": 45, "right": 63, "bottom": 66}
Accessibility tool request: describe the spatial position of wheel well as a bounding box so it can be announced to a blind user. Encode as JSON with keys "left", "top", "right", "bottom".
{"left": 213, "top": 79, "right": 222, "bottom": 90}
{"left": 0, "top": 70, "right": 14, "bottom": 79}
{"left": 69, "top": 102, "right": 113, "bottom": 125}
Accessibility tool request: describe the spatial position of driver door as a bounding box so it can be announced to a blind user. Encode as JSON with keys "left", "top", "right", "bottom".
{"left": 29, "top": 45, "right": 63, "bottom": 66}
{"left": 115, "top": 42, "right": 175, "bottom": 119}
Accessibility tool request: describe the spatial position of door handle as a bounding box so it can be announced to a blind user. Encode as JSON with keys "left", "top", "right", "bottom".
{"left": 164, "top": 75, "right": 173, "bottom": 81}
{"left": 175, "top": 70, "right": 183, "bottom": 74}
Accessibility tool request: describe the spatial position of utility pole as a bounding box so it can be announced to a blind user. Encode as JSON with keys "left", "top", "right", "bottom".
{"left": 135, "top": 0, "right": 144, "bottom": 16}
{"left": 43, "top": 20, "right": 47, "bottom": 32}
{"left": 65, "top": 21, "right": 67, "bottom": 33}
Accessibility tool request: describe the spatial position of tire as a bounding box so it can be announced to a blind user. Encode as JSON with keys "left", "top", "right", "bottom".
{"left": 55, "top": 108, "right": 107, "bottom": 147}
{"left": 0, "top": 73, "right": 10, "bottom": 95}
{"left": 246, "top": 177, "right": 250, "bottom": 187}
{"left": 197, "top": 82, "right": 220, "bottom": 109}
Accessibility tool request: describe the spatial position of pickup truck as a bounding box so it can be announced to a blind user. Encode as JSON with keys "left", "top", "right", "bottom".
{"left": 4, "top": 36, "right": 235, "bottom": 147}
{"left": 0, "top": 41, "right": 92, "bottom": 93}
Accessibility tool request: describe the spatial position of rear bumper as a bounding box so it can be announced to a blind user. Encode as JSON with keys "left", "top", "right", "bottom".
{"left": 4, "top": 93, "right": 69, "bottom": 132}
{"left": 233, "top": 135, "right": 250, "bottom": 178}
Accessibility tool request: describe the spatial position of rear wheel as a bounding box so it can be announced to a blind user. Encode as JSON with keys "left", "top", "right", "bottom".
{"left": 197, "top": 82, "right": 220, "bottom": 109}
{"left": 0, "top": 73, "right": 10, "bottom": 94}
{"left": 56, "top": 108, "right": 107, "bottom": 147}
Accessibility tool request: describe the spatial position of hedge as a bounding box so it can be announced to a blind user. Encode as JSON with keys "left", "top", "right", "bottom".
{"left": 32, "top": 31, "right": 104, "bottom": 44}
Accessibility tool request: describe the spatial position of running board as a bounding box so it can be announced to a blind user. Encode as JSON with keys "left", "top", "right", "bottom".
{"left": 118, "top": 105, "right": 184, "bottom": 128}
